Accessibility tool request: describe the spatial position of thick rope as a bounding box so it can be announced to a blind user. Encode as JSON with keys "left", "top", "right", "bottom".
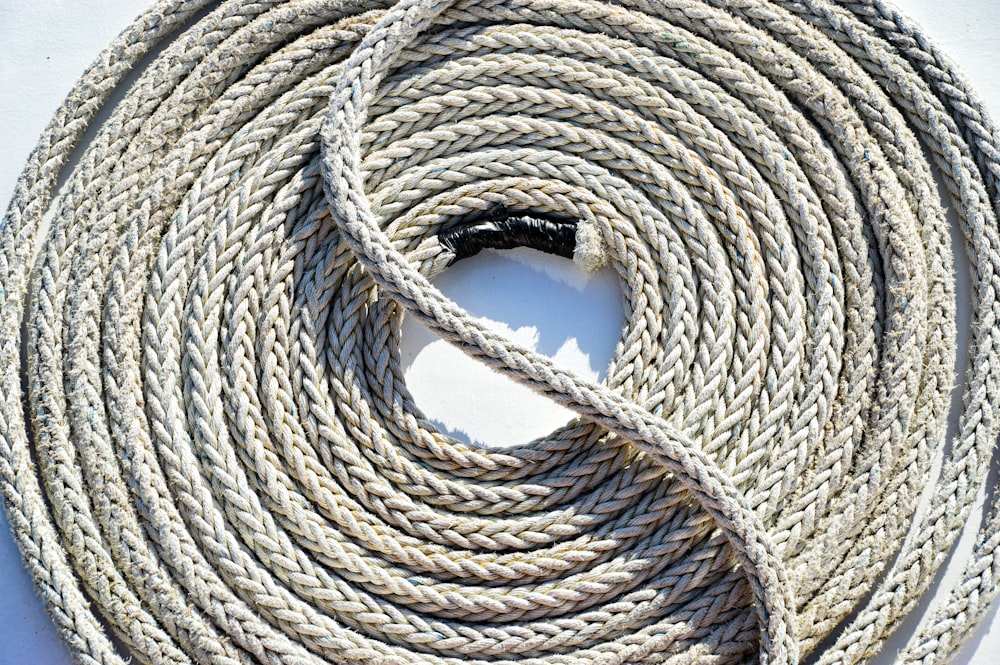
{"left": 1, "top": 0, "right": 998, "bottom": 664}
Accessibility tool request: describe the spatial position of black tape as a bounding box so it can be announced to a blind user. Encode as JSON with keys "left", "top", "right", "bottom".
{"left": 439, "top": 208, "right": 578, "bottom": 264}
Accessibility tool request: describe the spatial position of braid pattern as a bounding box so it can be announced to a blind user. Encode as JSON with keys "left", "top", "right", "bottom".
{"left": 2, "top": 1, "right": 999, "bottom": 663}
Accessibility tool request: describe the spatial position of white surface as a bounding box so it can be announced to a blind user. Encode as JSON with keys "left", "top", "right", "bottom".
{"left": 401, "top": 247, "right": 624, "bottom": 448}
{"left": 1, "top": 1, "right": 999, "bottom": 663}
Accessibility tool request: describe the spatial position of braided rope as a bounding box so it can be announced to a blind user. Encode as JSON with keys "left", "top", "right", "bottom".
{"left": 2, "top": 0, "right": 999, "bottom": 663}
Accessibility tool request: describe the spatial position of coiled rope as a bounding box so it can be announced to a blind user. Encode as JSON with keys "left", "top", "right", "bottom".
{"left": 2, "top": 0, "right": 1000, "bottom": 663}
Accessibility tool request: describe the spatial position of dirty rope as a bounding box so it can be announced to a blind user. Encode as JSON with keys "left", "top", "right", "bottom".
{"left": 3, "top": 0, "right": 1000, "bottom": 664}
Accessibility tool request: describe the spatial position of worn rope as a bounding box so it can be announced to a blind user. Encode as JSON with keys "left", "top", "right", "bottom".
{"left": 2, "top": 0, "right": 1000, "bottom": 663}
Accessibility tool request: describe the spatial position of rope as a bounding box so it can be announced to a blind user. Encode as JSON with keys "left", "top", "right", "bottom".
{"left": 2, "top": 0, "right": 999, "bottom": 663}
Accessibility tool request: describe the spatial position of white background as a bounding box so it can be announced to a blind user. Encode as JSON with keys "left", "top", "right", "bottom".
{"left": 1, "top": 1, "right": 999, "bottom": 663}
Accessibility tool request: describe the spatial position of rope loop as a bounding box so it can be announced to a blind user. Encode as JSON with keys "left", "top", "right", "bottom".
{"left": 320, "top": 0, "right": 797, "bottom": 662}
{"left": 3, "top": 1, "right": 1000, "bottom": 664}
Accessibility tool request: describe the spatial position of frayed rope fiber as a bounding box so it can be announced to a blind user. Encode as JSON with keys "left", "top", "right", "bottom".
{"left": 3, "top": 0, "right": 1000, "bottom": 663}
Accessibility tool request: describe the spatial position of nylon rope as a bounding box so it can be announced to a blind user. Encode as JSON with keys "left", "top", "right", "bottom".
{"left": 2, "top": 0, "right": 1000, "bottom": 663}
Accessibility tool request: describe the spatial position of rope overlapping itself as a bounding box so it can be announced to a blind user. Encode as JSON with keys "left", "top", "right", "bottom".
{"left": 3, "top": 0, "right": 1000, "bottom": 663}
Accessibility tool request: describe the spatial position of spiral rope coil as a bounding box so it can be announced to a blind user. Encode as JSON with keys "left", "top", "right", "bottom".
{"left": 3, "top": 0, "right": 1000, "bottom": 663}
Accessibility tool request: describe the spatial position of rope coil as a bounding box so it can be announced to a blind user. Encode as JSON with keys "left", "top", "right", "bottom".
{"left": 2, "top": 0, "right": 999, "bottom": 663}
